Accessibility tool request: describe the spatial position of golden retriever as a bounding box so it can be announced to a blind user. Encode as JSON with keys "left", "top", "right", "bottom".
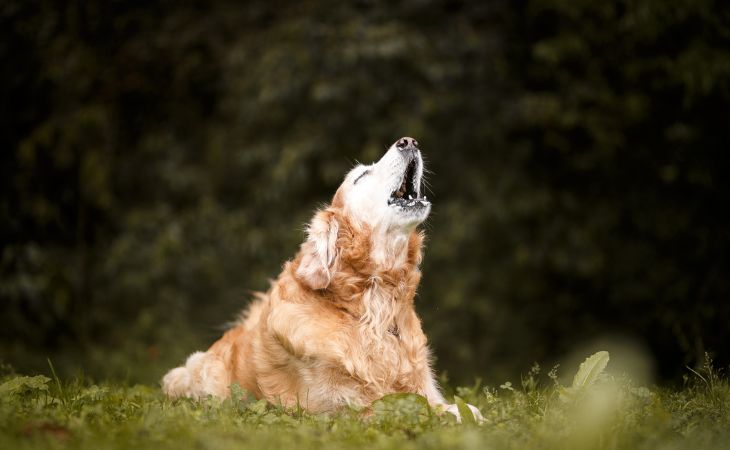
{"left": 162, "top": 137, "right": 482, "bottom": 421}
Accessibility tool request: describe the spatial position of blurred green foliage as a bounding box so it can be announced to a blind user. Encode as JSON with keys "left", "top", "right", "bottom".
{"left": 1, "top": 0, "right": 729, "bottom": 383}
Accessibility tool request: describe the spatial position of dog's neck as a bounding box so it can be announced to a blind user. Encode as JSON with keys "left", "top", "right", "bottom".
{"left": 289, "top": 214, "right": 424, "bottom": 329}
{"left": 350, "top": 227, "right": 424, "bottom": 334}
{"left": 369, "top": 227, "right": 412, "bottom": 269}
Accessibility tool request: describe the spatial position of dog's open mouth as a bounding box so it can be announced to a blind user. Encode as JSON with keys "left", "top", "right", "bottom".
{"left": 388, "top": 158, "right": 429, "bottom": 208}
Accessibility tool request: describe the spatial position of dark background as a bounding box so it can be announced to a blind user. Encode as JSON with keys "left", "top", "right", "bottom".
{"left": 2, "top": 0, "right": 729, "bottom": 385}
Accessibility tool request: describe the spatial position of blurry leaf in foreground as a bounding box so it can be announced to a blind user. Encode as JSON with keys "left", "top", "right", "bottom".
{"left": 560, "top": 351, "right": 610, "bottom": 402}
{"left": 0, "top": 375, "right": 50, "bottom": 397}
{"left": 371, "top": 393, "right": 432, "bottom": 428}
{"left": 572, "top": 351, "right": 610, "bottom": 389}
{"left": 454, "top": 395, "right": 477, "bottom": 425}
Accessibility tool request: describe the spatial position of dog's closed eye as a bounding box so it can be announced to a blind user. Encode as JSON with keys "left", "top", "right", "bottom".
{"left": 353, "top": 170, "right": 370, "bottom": 184}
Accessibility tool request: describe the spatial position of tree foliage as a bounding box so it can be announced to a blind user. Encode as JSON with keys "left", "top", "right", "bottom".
{"left": 1, "top": 0, "right": 729, "bottom": 383}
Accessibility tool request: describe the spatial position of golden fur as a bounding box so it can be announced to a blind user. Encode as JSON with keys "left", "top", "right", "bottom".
{"left": 162, "top": 138, "right": 482, "bottom": 420}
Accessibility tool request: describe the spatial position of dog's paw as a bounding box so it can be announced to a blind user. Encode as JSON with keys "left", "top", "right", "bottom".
{"left": 439, "top": 403, "right": 484, "bottom": 424}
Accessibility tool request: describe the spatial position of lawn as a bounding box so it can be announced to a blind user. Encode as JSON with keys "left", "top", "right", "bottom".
{"left": 1, "top": 353, "right": 728, "bottom": 450}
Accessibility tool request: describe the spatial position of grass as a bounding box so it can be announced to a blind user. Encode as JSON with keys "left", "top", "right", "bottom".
{"left": 0, "top": 356, "right": 729, "bottom": 450}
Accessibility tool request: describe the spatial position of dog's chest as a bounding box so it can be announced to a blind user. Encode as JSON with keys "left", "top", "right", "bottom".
{"left": 346, "top": 286, "right": 426, "bottom": 390}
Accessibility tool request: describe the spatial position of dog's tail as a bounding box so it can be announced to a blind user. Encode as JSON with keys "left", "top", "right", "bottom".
{"left": 161, "top": 351, "right": 231, "bottom": 399}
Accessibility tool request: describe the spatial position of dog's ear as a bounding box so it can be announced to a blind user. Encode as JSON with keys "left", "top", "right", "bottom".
{"left": 296, "top": 210, "right": 339, "bottom": 290}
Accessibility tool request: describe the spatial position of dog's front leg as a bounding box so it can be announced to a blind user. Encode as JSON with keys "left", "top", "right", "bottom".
{"left": 419, "top": 367, "right": 484, "bottom": 424}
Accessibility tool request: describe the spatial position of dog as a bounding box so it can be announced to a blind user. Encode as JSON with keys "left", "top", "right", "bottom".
{"left": 162, "top": 137, "right": 482, "bottom": 422}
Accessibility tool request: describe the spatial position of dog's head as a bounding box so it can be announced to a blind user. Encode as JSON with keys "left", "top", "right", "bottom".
{"left": 335, "top": 136, "right": 431, "bottom": 230}
{"left": 295, "top": 137, "right": 430, "bottom": 290}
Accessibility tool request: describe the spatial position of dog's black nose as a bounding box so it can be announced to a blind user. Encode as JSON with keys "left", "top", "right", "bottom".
{"left": 395, "top": 137, "right": 419, "bottom": 150}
